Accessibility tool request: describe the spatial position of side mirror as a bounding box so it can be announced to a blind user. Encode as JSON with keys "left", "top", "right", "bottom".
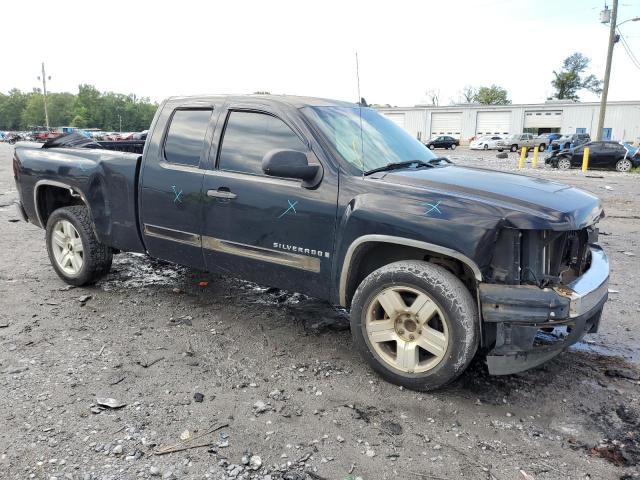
{"left": 262, "top": 149, "right": 323, "bottom": 188}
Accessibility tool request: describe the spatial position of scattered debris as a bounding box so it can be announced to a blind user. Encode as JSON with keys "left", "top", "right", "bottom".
{"left": 78, "top": 295, "right": 92, "bottom": 305}
{"left": 249, "top": 454, "right": 262, "bottom": 470}
{"left": 169, "top": 315, "right": 193, "bottom": 326}
{"left": 96, "top": 397, "right": 127, "bottom": 409}
{"left": 380, "top": 420, "right": 403, "bottom": 435}
{"left": 605, "top": 368, "right": 640, "bottom": 381}
{"left": 519, "top": 470, "right": 536, "bottom": 480}
{"left": 194, "top": 392, "right": 204, "bottom": 402}
{"left": 198, "top": 281, "right": 209, "bottom": 287}
{"left": 0, "top": 321, "right": 8, "bottom": 328}
{"left": 153, "top": 423, "right": 229, "bottom": 455}
{"left": 137, "top": 356, "right": 165, "bottom": 368}
{"left": 254, "top": 400, "right": 269, "bottom": 414}
{"left": 287, "top": 299, "right": 349, "bottom": 332}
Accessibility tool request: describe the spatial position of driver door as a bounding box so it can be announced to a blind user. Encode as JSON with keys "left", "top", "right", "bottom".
{"left": 200, "top": 105, "right": 338, "bottom": 298}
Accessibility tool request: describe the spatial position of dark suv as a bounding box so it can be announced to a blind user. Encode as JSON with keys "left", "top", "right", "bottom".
{"left": 425, "top": 135, "right": 459, "bottom": 150}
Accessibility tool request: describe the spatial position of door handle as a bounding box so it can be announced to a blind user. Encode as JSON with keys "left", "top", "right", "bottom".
{"left": 207, "top": 188, "right": 237, "bottom": 200}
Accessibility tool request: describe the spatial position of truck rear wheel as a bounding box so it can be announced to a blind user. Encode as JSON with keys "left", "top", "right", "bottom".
{"left": 45, "top": 206, "right": 113, "bottom": 286}
{"left": 350, "top": 260, "right": 478, "bottom": 391}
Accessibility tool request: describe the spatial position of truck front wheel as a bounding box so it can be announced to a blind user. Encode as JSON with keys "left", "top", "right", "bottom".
{"left": 350, "top": 260, "right": 478, "bottom": 391}
{"left": 45, "top": 206, "right": 113, "bottom": 286}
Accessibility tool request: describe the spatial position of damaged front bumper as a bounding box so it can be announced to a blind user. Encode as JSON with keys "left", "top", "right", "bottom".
{"left": 480, "top": 246, "right": 609, "bottom": 375}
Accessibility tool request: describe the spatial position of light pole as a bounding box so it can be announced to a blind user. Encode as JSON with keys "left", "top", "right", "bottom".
{"left": 118, "top": 114, "right": 122, "bottom": 133}
{"left": 597, "top": 1, "right": 640, "bottom": 140}
{"left": 36, "top": 62, "right": 51, "bottom": 129}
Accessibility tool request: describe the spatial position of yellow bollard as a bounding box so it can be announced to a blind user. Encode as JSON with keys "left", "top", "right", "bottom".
{"left": 518, "top": 147, "right": 527, "bottom": 169}
{"left": 582, "top": 147, "right": 590, "bottom": 172}
{"left": 532, "top": 147, "right": 539, "bottom": 168}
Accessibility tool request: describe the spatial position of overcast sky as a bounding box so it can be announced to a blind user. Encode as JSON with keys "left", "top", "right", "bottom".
{"left": 2, "top": 0, "right": 639, "bottom": 106}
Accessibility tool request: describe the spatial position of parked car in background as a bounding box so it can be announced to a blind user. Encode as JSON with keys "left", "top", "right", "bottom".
{"left": 496, "top": 133, "right": 547, "bottom": 152}
{"left": 545, "top": 141, "right": 638, "bottom": 172}
{"left": 470, "top": 135, "right": 503, "bottom": 150}
{"left": 537, "top": 133, "right": 561, "bottom": 148}
{"left": 551, "top": 133, "right": 591, "bottom": 151}
{"left": 425, "top": 135, "right": 459, "bottom": 150}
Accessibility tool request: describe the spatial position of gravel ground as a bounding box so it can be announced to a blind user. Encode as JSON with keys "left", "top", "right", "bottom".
{"left": 0, "top": 143, "right": 639, "bottom": 480}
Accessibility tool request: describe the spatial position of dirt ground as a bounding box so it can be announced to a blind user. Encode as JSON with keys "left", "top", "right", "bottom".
{"left": 0, "top": 143, "right": 638, "bottom": 480}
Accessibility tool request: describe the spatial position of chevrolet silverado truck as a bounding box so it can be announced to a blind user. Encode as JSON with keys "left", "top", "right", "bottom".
{"left": 12, "top": 95, "right": 609, "bottom": 391}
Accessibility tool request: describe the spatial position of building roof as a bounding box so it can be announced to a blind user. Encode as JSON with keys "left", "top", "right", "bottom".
{"left": 377, "top": 100, "right": 640, "bottom": 111}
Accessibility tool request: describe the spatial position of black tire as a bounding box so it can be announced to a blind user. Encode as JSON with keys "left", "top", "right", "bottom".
{"left": 450, "top": 144, "right": 456, "bottom": 150}
{"left": 510, "top": 144, "right": 518, "bottom": 152}
{"left": 483, "top": 144, "right": 488, "bottom": 150}
{"left": 428, "top": 144, "right": 435, "bottom": 150}
{"left": 45, "top": 206, "right": 113, "bottom": 286}
{"left": 497, "top": 149, "right": 503, "bottom": 152}
{"left": 538, "top": 144, "right": 546, "bottom": 152}
{"left": 350, "top": 260, "right": 479, "bottom": 391}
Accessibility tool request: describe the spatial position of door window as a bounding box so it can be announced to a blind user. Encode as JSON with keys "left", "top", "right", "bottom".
{"left": 164, "top": 109, "right": 212, "bottom": 166}
{"left": 218, "top": 111, "right": 306, "bottom": 176}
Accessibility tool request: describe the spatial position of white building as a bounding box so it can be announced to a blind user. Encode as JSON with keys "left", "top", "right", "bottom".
{"left": 377, "top": 100, "right": 640, "bottom": 144}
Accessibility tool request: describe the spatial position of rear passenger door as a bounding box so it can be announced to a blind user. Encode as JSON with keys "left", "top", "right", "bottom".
{"left": 200, "top": 105, "right": 338, "bottom": 298}
{"left": 139, "top": 104, "right": 215, "bottom": 268}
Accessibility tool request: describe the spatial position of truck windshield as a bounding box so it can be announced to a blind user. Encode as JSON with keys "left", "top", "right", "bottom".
{"left": 303, "top": 106, "right": 436, "bottom": 173}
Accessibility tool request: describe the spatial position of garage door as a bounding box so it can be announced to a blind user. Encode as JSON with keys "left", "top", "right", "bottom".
{"left": 476, "top": 111, "right": 511, "bottom": 135}
{"left": 430, "top": 112, "right": 462, "bottom": 138}
{"left": 382, "top": 113, "right": 405, "bottom": 129}
{"left": 524, "top": 110, "right": 563, "bottom": 128}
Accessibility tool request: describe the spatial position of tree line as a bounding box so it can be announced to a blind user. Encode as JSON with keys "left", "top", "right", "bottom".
{"left": 0, "top": 84, "right": 157, "bottom": 131}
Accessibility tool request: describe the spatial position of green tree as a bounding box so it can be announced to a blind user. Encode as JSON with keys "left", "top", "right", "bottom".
{"left": 0, "top": 89, "right": 29, "bottom": 130}
{"left": 21, "top": 92, "right": 45, "bottom": 128}
{"left": 0, "top": 84, "right": 157, "bottom": 131}
{"left": 474, "top": 85, "right": 511, "bottom": 105}
{"left": 48, "top": 92, "right": 76, "bottom": 126}
{"left": 549, "top": 53, "right": 602, "bottom": 101}
{"left": 71, "top": 115, "right": 87, "bottom": 128}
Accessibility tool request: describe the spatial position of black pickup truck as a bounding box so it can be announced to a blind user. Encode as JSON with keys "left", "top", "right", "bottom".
{"left": 12, "top": 95, "right": 609, "bottom": 390}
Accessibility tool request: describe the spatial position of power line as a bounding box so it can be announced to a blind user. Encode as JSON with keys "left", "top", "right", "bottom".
{"left": 617, "top": 28, "right": 640, "bottom": 69}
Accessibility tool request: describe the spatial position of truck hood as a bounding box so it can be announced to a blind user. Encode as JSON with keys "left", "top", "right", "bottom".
{"left": 378, "top": 165, "right": 603, "bottom": 230}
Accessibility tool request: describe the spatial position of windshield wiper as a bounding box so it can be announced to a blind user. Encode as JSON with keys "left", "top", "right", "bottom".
{"left": 364, "top": 160, "right": 434, "bottom": 176}
{"left": 427, "top": 157, "right": 452, "bottom": 165}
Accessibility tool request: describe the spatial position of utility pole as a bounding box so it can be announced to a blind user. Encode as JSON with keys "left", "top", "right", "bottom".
{"left": 596, "top": 0, "right": 618, "bottom": 141}
{"left": 37, "top": 62, "right": 51, "bottom": 129}
{"left": 118, "top": 114, "right": 122, "bottom": 133}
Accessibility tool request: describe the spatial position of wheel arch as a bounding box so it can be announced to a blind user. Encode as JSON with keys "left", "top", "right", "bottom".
{"left": 339, "top": 235, "right": 482, "bottom": 308}
{"left": 34, "top": 180, "right": 90, "bottom": 228}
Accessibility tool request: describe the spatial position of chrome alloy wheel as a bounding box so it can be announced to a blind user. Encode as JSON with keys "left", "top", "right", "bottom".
{"left": 365, "top": 286, "right": 449, "bottom": 374}
{"left": 51, "top": 219, "right": 84, "bottom": 275}
{"left": 616, "top": 158, "right": 632, "bottom": 172}
{"left": 557, "top": 158, "right": 571, "bottom": 170}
